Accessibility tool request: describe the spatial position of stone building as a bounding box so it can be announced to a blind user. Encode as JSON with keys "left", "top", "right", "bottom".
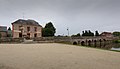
{"left": 100, "top": 32, "right": 113, "bottom": 37}
{"left": 0, "top": 26, "right": 7, "bottom": 37}
{"left": 11, "top": 19, "right": 42, "bottom": 38}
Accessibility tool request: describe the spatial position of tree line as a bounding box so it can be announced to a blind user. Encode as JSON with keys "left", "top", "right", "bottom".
{"left": 71, "top": 30, "right": 100, "bottom": 37}
{"left": 113, "top": 32, "right": 120, "bottom": 37}
{"left": 42, "top": 22, "right": 100, "bottom": 37}
{"left": 42, "top": 22, "right": 120, "bottom": 37}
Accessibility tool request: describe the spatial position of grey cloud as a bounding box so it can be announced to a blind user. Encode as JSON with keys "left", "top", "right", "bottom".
{"left": 0, "top": 0, "right": 120, "bottom": 35}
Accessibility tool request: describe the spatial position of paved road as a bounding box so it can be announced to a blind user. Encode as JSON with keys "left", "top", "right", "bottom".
{"left": 0, "top": 43, "right": 120, "bottom": 69}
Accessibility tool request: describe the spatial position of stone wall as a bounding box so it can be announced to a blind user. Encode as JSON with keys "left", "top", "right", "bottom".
{"left": 33, "top": 36, "right": 114, "bottom": 49}
{"left": 0, "top": 37, "right": 24, "bottom": 43}
{"left": 0, "top": 31, "right": 7, "bottom": 37}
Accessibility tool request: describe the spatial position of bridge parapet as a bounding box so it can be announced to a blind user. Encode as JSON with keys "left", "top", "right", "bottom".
{"left": 72, "top": 37, "right": 113, "bottom": 48}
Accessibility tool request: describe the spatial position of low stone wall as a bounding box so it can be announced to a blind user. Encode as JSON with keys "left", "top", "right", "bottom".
{"left": 0, "top": 37, "right": 24, "bottom": 43}
{"left": 0, "top": 36, "right": 116, "bottom": 49}
{"left": 33, "top": 37, "right": 72, "bottom": 43}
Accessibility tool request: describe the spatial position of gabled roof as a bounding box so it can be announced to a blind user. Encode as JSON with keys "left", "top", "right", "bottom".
{"left": 11, "top": 19, "right": 42, "bottom": 27}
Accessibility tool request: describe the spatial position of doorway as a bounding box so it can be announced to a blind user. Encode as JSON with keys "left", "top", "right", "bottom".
{"left": 19, "top": 33, "right": 22, "bottom": 37}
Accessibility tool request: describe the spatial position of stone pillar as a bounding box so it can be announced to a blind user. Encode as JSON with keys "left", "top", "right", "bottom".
{"left": 88, "top": 40, "right": 91, "bottom": 46}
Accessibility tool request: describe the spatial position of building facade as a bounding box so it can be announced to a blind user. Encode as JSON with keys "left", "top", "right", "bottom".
{"left": 0, "top": 26, "right": 7, "bottom": 37}
{"left": 100, "top": 32, "right": 113, "bottom": 38}
{"left": 12, "top": 19, "right": 42, "bottom": 38}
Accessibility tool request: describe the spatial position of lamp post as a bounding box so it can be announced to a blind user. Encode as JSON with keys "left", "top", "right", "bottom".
{"left": 67, "top": 27, "right": 72, "bottom": 43}
{"left": 67, "top": 27, "right": 69, "bottom": 36}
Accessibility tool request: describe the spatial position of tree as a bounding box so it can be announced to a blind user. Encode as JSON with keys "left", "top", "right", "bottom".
{"left": 85, "top": 30, "right": 89, "bottom": 36}
{"left": 113, "top": 32, "right": 120, "bottom": 36}
{"left": 76, "top": 33, "right": 80, "bottom": 36}
{"left": 95, "top": 30, "right": 100, "bottom": 36}
{"left": 42, "top": 22, "right": 56, "bottom": 37}
{"left": 71, "top": 33, "right": 80, "bottom": 37}
{"left": 8, "top": 27, "right": 11, "bottom": 31}
{"left": 82, "top": 31, "right": 84, "bottom": 36}
{"left": 82, "top": 30, "right": 94, "bottom": 36}
{"left": 7, "top": 27, "right": 12, "bottom": 37}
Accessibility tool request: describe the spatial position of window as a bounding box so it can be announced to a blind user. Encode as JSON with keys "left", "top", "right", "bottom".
{"left": 27, "top": 27, "right": 30, "bottom": 32}
{"left": 19, "top": 33, "right": 22, "bottom": 37}
{"left": 34, "top": 27, "right": 37, "bottom": 32}
{"left": 34, "top": 33, "right": 37, "bottom": 37}
{"left": 19, "top": 26, "right": 22, "bottom": 31}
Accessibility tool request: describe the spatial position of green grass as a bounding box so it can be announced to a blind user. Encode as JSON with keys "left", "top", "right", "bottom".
{"left": 113, "top": 40, "right": 120, "bottom": 43}
{"left": 118, "top": 40, "right": 120, "bottom": 43}
{"left": 110, "top": 50, "right": 120, "bottom": 52}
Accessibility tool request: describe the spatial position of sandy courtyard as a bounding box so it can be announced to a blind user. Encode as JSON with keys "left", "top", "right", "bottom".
{"left": 0, "top": 43, "right": 120, "bottom": 69}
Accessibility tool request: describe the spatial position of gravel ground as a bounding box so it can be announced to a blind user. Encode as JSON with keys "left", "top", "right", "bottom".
{"left": 0, "top": 43, "right": 120, "bottom": 69}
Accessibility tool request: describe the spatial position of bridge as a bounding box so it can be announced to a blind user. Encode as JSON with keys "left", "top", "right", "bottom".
{"left": 71, "top": 37, "right": 113, "bottom": 47}
{"left": 0, "top": 36, "right": 117, "bottom": 49}
{"left": 34, "top": 36, "right": 116, "bottom": 48}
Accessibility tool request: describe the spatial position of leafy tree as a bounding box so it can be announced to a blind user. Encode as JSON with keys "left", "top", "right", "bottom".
{"left": 82, "top": 30, "right": 94, "bottom": 36}
{"left": 76, "top": 33, "right": 80, "bottom": 36}
{"left": 113, "top": 32, "right": 120, "bottom": 36}
{"left": 82, "top": 30, "right": 88, "bottom": 36}
{"left": 42, "top": 22, "right": 56, "bottom": 37}
{"left": 82, "top": 31, "right": 84, "bottom": 35}
{"left": 82, "top": 31, "right": 85, "bottom": 36}
{"left": 8, "top": 27, "right": 11, "bottom": 30}
{"left": 42, "top": 28, "right": 53, "bottom": 37}
{"left": 88, "top": 30, "right": 94, "bottom": 36}
{"left": 85, "top": 30, "right": 89, "bottom": 36}
{"left": 71, "top": 33, "right": 80, "bottom": 37}
{"left": 7, "top": 27, "right": 12, "bottom": 37}
{"left": 95, "top": 30, "right": 100, "bottom": 36}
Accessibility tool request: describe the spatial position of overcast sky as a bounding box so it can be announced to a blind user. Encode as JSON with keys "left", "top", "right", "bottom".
{"left": 0, "top": 0, "right": 120, "bottom": 35}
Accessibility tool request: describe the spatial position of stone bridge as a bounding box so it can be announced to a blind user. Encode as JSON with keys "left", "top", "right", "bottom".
{"left": 71, "top": 37, "right": 113, "bottom": 47}
{"left": 34, "top": 36, "right": 116, "bottom": 48}
{"left": 51, "top": 36, "right": 116, "bottom": 48}
{"left": 0, "top": 36, "right": 117, "bottom": 48}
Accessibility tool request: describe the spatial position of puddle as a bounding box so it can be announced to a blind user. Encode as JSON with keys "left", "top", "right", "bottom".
{"left": 111, "top": 47, "right": 120, "bottom": 51}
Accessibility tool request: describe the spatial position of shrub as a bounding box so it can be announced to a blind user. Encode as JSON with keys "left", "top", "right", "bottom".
{"left": 113, "top": 40, "right": 120, "bottom": 43}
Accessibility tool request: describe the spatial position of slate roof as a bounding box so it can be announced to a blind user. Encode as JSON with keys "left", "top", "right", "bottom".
{"left": 0, "top": 26, "right": 7, "bottom": 32}
{"left": 12, "top": 19, "right": 42, "bottom": 27}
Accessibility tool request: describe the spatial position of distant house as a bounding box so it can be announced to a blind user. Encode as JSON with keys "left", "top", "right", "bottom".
{"left": 0, "top": 26, "right": 7, "bottom": 37}
{"left": 11, "top": 19, "right": 42, "bottom": 38}
{"left": 100, "top": 32, "right": 113, "bottom": 37}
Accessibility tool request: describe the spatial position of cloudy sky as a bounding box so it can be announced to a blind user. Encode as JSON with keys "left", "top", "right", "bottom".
{"left": 0, "top": 0, "right": 120, "bottom": 35}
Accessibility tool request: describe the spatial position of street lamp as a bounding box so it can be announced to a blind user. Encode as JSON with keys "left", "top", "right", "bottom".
{"left": 67, "top": 27, "right": 69, "bottom": 36}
